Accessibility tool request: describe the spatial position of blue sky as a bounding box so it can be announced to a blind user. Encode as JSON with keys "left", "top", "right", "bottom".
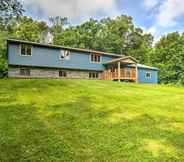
{"left": 21, "top": 0, "right": 184, "bottom": 42}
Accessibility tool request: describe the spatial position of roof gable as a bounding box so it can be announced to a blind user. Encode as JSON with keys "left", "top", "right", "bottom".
{"left": 104, "top": 56, "right": 138, "bottom": 65}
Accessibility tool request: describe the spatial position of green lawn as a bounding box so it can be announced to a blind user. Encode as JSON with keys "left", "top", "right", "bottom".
{"left": 0, "top": 79, "right": 184, "bottom": 162}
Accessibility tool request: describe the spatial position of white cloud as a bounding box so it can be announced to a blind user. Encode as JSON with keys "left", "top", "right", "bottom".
{"left": 147, "top": 26, "right": 156, "bottom": 35}
{"left": 21, "top": 0, "right": 119, "bottom": 21}
{"left": 156, "top": 0, "right": 184, "bottom": 27}
{"left": 143, "top": 0, "right": 159, "bottom": 9}
{"left": 143, "top": 0, "right": 184, "bottom": 43}
{"left": 140, "top": 26, "right": 156, "bottom": 35}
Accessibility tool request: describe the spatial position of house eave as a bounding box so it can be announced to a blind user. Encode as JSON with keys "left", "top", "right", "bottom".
{"left": 103, "top": 56, "right": 138, "bottom": 65}
{"left": 7, "top": 39, "right": 122, "bottom": 57}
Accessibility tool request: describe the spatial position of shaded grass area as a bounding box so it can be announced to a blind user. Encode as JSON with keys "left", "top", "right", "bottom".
{"left": 0, "top": 79, "right": 184, "bottom": 162}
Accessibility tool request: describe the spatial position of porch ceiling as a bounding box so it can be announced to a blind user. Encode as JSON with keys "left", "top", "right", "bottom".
{"left": 103, "top": 56, "right": 138, "bottom": 65}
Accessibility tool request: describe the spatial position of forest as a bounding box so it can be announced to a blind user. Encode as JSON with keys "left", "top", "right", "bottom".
{"left": 1, "top": 0, "right": 184, "bottom": 84}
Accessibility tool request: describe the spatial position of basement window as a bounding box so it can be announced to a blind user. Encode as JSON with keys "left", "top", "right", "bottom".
{"left": 89, "top": 72, "right": 99, "bottom": 79}
{"left": 91, "top": 54, "right": 101, "bottom": 63}
{"left": 146, "top": 72, "right": 152, "bottom": 79}
{"left": 21, "top": 44, "right": 32, "bottom": 56}
{"left": 59, "top": 71, "right": 67, "bottom": 77}
{"left": 20, "top": 69, "right": 31, "bottom": 76}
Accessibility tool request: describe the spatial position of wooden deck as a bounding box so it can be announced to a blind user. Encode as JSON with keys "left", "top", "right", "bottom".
{"left": 102, "top": 68, "right": 137, "bottom": 81}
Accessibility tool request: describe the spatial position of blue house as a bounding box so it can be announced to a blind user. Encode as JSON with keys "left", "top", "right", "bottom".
{"left": 7, "top": 39, "right": 158, "bottom": 84}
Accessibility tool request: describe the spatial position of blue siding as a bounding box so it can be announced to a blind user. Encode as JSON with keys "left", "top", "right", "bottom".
{"left": 8, "top": 42, "right": 158, "bottom": 83}
{"left": 138, "top": 68, "right": 158, "bottom": 84}
{"left": 8, "top": 43, "right": 117, "bottom": 71}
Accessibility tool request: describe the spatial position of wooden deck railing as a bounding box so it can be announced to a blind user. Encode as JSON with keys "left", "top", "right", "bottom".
{"left": 102, "top": 68, "right": 136, "bottom": 81}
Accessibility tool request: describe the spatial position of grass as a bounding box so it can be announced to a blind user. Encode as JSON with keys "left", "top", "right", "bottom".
{"left": 0, "top": 79, "right": 184, "bottom": 162}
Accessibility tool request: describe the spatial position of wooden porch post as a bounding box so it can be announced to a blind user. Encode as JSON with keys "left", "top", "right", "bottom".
{"left": 135, "top": 64, "right": 138, "bottom": 83}
{"left": 118, "top": 61, "right": 121, "bottom": 82}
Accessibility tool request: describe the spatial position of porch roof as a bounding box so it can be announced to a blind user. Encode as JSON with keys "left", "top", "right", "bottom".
{"left": 129, "top": 64, "right": 158, "bottom": 70}
{"left": 103, "top": 56, "right": 138, "bottom": 65}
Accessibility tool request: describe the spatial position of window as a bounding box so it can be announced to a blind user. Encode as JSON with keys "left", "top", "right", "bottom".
{"left": 146, "top": 72, "right": 151, "bottom": 79}
{"left": 20, "top": 69, "right": 30, "bottom": 76}
{"left": 21, "top": 44, "right": 32, "bottom": 56}
{"left": 59, "top": 71, "right": 67, "bottom": 77}
{"left": 89, "top": 72, "right": 99, "bottom": 79}
{"left": 91, "top": 54, "right": 101, "bottom": 63}
{"left": 27, "top": 46, "right": 32, "bottom": 56}
{"left": 60, "top": 50, "right": 70, "bottom": 60}
{"left": 21, "top": 44, "right": 26, "bottom": 55}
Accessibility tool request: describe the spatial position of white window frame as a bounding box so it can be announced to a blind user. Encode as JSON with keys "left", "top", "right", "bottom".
{"left": 20, "top": 68, "right": 31, "bottom": 76}
{"left": 90, "top": 54, "right": 101, "bottom": 64}
{"left": 59, "top": 50, "right": 70, "bottom": 61}
{"left": 20, "top": 44, "right": 32, "bottom": 56}
{"left": 59, "top": 70, "right": 67, "bottom": 77}
{"left": 145, "top": 72, "right": 152, "bottom": 79}
{"left": 89, "top": 72, "right": 99, "bottom": 79}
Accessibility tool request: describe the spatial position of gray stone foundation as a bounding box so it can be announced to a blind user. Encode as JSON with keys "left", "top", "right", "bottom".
{"left": 8, "top": 67, "right": 102, "bottom": 80}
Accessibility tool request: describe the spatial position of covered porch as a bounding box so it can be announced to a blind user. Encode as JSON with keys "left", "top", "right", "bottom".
{"left": 102, "top": 56, "right": 138, "bottom": 82}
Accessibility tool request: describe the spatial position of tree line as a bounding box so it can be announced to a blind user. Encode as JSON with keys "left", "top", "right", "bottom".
{"left": 0, "top": 0, "right": 184, "bottom": 84}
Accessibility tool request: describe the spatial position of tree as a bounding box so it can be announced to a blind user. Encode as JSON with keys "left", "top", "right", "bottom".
{"left": 151, "top": 32, "right": 184, "bottom": 84}
{"left": 53, "top": 18, "right": 103, "bottom": 49}
{"left": 49, "top": 16, "right": 68, "bottom": 43}
{"left": 15, "top": 16, "right": 49, "bottom": 42}
{"left": 54, "top": 26, "right": 80, "bottom": 47}
{"left": 75, "top": 19, "right": 102, "bottom": 49}
{"left": 53, "top": 15, "right": 153, "bottom": 63}
{"left": 0, "top": 0, "right": 24, "bottom": 72}
{"left": 125, "top": 28, "right": 153, "bottom": 63}
{"left": 0, "top": 0, "right": 24, "bottom": 28}
{"left": 0, "top": 31, "right": 8, "bottom": 72}
{"left": 96, "top": 15, "right": 134, "bottom": 54}
{"left": 49, "top": 16, "right": 68, "bottom": 33}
